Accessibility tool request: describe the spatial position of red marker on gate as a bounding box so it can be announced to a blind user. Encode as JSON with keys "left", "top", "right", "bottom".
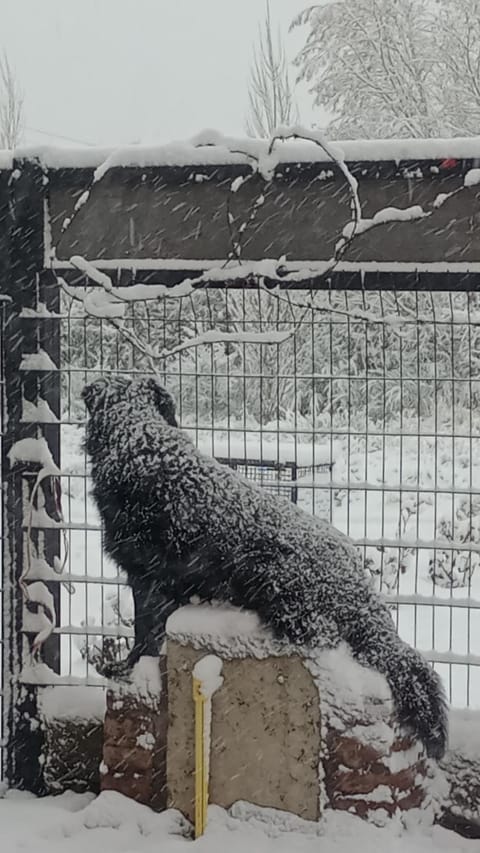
{"left": 439, "top": 158, "right": 458, "bottom": 170}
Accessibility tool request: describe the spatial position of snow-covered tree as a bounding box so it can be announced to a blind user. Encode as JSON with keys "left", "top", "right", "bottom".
{"left": 246, "top": 0, "right": 299, "bottom": 138}
{"left": 0, "top": 52, "right": 23, "bottom": 149}
{"left": 293, "top": 0, "right": 440, "bottom": 138}
{"left": 293, "top": 0, "right": 480, "bottom": 139}
{"left": 435, "top": 0, "right": 480, "bottom": 136}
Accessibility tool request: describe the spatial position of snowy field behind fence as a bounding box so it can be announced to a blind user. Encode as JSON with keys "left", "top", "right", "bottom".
{"left": 40, "top": 285, "right": 480, "bottom": 710}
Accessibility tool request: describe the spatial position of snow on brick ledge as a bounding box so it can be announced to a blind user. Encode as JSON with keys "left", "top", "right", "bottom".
{"left": 166, "top": 604, "right": 431, "bottom": 826}
{"left": 38, "top": 685, "right": 105, "bottom": 795}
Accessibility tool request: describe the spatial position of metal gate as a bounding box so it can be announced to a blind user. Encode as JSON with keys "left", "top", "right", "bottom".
{"left": 2, "top": 147, "right": 480, "bottom": 789}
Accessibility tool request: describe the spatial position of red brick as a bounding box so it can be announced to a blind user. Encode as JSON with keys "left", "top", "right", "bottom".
{"left": 106, "top": 691, "right": 125, "bottom": 713}
{"left": 332, "top": 762, "right": 420, "bottom": 797}
{"left": 101, "top": 772, "right": 152, "bottom": 804}
{"left": 332, "top": 797, "right": 396, "bottom": 817}
{"left": 332, "top": 767, "right": 386, "bottom": 796}
{"left": 103, "top": 743, "right": 153, "bottom": 774}
{"left": 103, "top": 715, "right": 153, "bottom": 744}
{"left": 328, "top": 734, "right": 384, "bottom": 769}
{"left": 397, "top": 786, "right": 425, "bottom": 810}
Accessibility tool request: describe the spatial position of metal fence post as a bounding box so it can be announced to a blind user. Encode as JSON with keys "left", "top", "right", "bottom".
{"left": 0, "top": 164, "right": 11, "bottom": 781}
{"left": 2, "top": 159, "right": 61, "bottom": 791}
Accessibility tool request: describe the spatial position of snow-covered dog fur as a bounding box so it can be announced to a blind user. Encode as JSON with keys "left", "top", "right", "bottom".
{"left": 83, "top": 376, "right": 448, "bottom": 759}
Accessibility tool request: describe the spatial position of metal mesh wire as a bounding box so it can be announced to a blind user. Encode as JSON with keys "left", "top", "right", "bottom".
{"left": 19, "top": 283, "right": 480, "bottom": 707}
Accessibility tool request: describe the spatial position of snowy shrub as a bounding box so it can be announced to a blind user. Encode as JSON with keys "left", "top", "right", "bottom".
{"left": 429, "top": 505, "right": 480, "bottom": 589}
{"left": 77, "top": 584, "right": 134, "bottom": 674}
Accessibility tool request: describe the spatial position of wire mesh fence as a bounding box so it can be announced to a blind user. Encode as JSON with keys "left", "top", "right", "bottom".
{"left": 47, "top": 282, "right": 480, "bottom": 708}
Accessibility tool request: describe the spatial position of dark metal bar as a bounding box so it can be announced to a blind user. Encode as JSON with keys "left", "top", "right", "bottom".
{"left": 46, "top": 266, "right": 480, "bottom": 293}
{"left": 2, "top": 160, "right": 47, "bottom": 792}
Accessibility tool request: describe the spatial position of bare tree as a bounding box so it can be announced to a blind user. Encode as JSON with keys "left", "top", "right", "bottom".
{"left": 246, "top": 0, "right": 299, "bottom": 138}
{"left": 0, "top": 52, "right": 23, "bottom": 149}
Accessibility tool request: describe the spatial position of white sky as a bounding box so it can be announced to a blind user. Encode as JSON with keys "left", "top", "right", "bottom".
{"left": 1, "top": 0, "right": 319, "bottom": 148}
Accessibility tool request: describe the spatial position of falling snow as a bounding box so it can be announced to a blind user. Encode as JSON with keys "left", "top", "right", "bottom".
{"left": 3, "top": 107, "right": 480, "bottom": 844}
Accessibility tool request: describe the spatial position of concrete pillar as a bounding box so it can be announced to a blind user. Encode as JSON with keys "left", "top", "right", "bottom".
{"left": 166, "top": 605, "right": 428, "bottom": 825}
{"left": 167, "top": 641, "right": 321, "bottom": 822}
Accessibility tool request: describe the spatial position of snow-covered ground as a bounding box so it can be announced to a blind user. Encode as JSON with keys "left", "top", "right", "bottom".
{"left": 0, "top": 789, "right": 477, "bottom": 853}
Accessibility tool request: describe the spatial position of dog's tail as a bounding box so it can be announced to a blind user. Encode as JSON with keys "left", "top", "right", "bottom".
{"left": 355, "top": 630, "right": 448, "bottom": 759}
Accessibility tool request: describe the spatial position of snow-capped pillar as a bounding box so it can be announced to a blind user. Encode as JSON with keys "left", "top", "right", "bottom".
{"left": 2, "top": 158, "right": 60, "bottom": 792}
{"left": 166, "top": 608, "right": 430, "bottom": 826}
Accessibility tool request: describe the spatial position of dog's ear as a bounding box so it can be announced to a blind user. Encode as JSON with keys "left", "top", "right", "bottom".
{"left": 142, "top": 377, "right": 178, "bottom": 427}
{"left": 82, "top": 376, "right": 131, "bottom": 414}
{"left": 81, "top": 379, "right": 108, "bottom": 414}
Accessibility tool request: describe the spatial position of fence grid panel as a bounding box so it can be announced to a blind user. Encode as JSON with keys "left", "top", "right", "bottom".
{"left": 32, "top": 283, "right": 479, "bottom": 710}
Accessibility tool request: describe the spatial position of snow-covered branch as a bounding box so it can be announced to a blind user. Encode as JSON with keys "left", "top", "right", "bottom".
{"left": 293, "top": 0, "right": 480, "bottom": 139}
{"left": 55, "top": 126, "right": 480, "bottom": 362}
{"left": 269, "top": 124, "right": 361, "bottom": 223}
{"left": 292, "top": 1, "right": 441, "bottom": 139}
{"left": 62, "top": 275, "right": 293, "bottom": 358}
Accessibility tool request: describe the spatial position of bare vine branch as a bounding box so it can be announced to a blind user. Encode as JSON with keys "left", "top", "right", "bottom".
{"left": 53, "top": 127, "right": 480, "bottom": 364}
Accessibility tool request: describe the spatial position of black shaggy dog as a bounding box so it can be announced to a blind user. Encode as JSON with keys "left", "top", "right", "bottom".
{"left": 83, "top": 376, "right": 448, "bottom": 759}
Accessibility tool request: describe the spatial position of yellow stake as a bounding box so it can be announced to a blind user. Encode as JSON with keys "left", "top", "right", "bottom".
{"left": 193, "top": 676, "right": 208, "bottom": 838}
{"left": 192, "top": 656, "right": 223, "bottom": 839}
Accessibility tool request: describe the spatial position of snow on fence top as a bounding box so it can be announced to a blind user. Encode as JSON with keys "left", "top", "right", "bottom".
{"left": 2, "top": 130, "right": 480, "bottom": 171}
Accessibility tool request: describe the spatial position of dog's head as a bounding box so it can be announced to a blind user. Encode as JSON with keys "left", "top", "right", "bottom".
{"left": 82, "top": 376, "right": 178, "bottom": 427}
{"left": 81, "top": 375, "right": 129, "bottom": 416}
